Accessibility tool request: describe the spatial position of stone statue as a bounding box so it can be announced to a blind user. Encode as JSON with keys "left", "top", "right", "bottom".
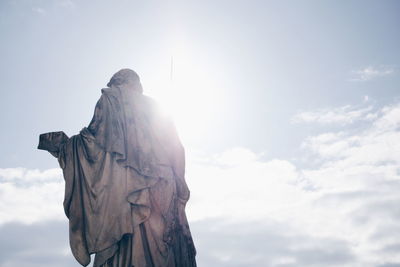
{"left": 38, "top": 69, "right": 197, "bottom": 267}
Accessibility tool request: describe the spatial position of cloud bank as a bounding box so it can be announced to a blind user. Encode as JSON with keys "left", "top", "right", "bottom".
{"left": 1, "top": 101, "right": 400, "bottom": 266}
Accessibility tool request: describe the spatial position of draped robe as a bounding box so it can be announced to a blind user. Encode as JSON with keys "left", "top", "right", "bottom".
{"left": 38, "top": 86, "right": 196, "bottom": 267}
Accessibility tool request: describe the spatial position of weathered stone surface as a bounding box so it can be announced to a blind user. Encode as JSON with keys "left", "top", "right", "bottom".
{"left": 38, "top": 69, "right": 196, "bottom": 267}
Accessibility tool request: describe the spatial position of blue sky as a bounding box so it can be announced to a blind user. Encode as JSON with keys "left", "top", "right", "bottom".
{"left": 0, "top": 1, "right": 400, "bottom": 266}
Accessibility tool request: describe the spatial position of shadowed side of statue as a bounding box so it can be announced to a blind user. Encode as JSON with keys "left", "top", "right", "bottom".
{"left": 38, "top": 69, "right": 196, "bottom": 267}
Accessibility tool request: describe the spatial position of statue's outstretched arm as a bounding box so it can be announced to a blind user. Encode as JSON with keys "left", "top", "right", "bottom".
{"left": 37, "top": 131, "right": 69, "bottom": 158}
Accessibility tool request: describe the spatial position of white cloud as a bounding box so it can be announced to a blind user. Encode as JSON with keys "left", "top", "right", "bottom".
{"left": 0, "top": 168, "right": 64, "bottom": 225}
{"left": 301, "top": 103, "right": 400, "bottom": 167}
{"left": 187, "top": 151, "right": 302, "bottom": 222}
{"left": 187, "top": 101, "right": 400, "bottom": 266}
{"left": 298, "top": 102, "right": 400, "bottom": 265}
{"left": 292, "top": 105, "right": 375, "bottom": 125}
{"left": 2, "top": 101, "right": 400, "bottom": 266}
{"left": 350, "top": 65, "right": 395, "bottom": 81}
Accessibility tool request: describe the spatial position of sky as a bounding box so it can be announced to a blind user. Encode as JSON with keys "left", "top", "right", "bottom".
{"left": 0, "top": 0, "right": 400, "bottom": 266}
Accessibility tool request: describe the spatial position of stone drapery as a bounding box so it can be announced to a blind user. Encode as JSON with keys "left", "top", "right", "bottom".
{"left": 38, "top": 85, "right": 196, "bottom": 267}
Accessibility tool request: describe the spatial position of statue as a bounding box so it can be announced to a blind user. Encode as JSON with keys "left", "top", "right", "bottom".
{"left": 38, "top": 69, "right": 197, "bottom": 267}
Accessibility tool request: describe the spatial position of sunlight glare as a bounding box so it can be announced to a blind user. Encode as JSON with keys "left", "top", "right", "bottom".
{"left": 149, "top": 42, "right": 225, "bottom": 145}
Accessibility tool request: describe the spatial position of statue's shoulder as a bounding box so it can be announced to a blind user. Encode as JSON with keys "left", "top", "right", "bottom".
{"left": 142, "top": 95, "right": 174, "bottom": 125}
{"left": 142, "top": 94, "right": 157, "bottom": 107}
{"left": 100, "top": 87, "right": 117, "bottom": 97}
{"left": 142, "top": 95, "right": 163, "bottom": 114}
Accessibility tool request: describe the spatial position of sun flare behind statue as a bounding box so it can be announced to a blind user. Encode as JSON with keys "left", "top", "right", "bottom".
{"left": 147, "top": 49, "right": 226, "bottom": 145}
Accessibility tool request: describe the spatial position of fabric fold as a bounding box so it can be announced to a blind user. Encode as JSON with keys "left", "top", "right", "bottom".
{"left": 38, "top": 84, "right": 196, "bottom": 267}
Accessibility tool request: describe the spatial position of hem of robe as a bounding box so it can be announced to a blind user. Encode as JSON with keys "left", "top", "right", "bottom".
{"left": 93, "top": 243, "right": 119, "bottom": 267}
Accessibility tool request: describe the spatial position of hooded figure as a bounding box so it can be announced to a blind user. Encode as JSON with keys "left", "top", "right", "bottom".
{"left": 38, "top": 69, "right": 196, "bottom": 267}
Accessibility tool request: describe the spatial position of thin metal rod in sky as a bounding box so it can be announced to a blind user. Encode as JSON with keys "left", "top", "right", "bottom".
{"left": 170, "top": 56, "right": 174, "bottom": 86}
